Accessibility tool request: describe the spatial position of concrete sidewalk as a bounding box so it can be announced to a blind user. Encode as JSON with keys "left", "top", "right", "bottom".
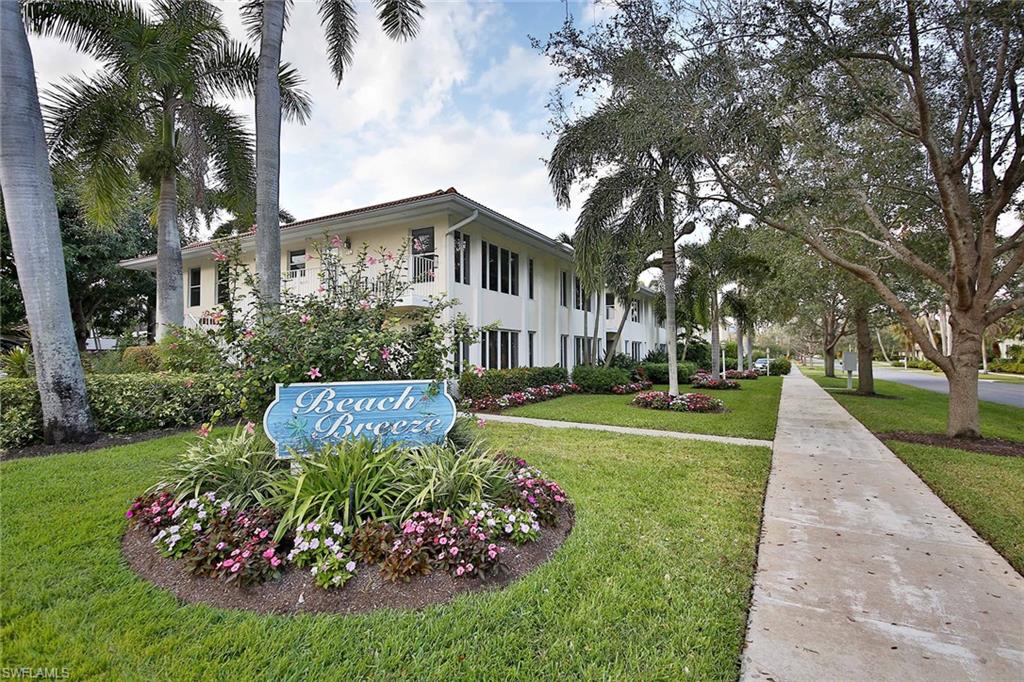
{"left": 741, "top": 368, "right": 1024, "bottom": 681}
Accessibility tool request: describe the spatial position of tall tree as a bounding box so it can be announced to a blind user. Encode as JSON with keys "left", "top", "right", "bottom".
{"left": 699, "top": 0, "right": 1024, "bottom": 438}
{"left": 28, "top": 0, "right": 310, "bottom": 338}
{"left": 243, "top": 0, "right": 424, "bottom": 309}
{"left": 0, "top": 0, "right": 95, "bottom": 444}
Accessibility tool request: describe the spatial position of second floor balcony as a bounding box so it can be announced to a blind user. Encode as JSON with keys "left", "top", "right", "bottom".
{"left": 282, "top": 253, "right": 440, "bottom": 308}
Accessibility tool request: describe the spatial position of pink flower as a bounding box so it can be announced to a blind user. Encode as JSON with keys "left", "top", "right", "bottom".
{"left": 262, "top": 548, "right": 275, "bottom": 559}
{"left": 259, "top": 529, "right": 268, "bottom": 539}
{"left": 473, "top": 365, "right": 485, "bottom": 377}
{"left": 212, "top": 249, "right": 228, "bottom": 262}
{"left": 476, "top": 418, "right": 487, "bottom": 428}
{"left": 216, "top": 542, "right": 226, "bottom": 550}
{"left": 317, "top": 285, "right": 326, "bottom": 293}
{"left": 455, "top": 566, "right": 464, "bottom": 576}
{"left": 330, "top": 234, "right": 343, "bottom": 248}
{"left": 270, "top": 556, "right": 281, "bottom": 567}
{"left": 358, "top": 299, "right": 371, "bottom": 311}
{"left": 222, "top": 559, "right": 234, "bottom": 568}
{"left": 245, "top": 421, "right": 255, "bottom": 435}
{"left": 384, "top": 251, "right": 395, "bottom": 261}
{"left": 242, "top": 329, "right": 255, "bottom": 340}
{"left": 299, "top": 313, "right": 312, "bottom": 324}
{"left": 307, "top": 367, "right": 322, "bottom": 380}
{"left": 197, "top": 424, "right": 212, "bottom": 438}
{"left": 231, "top": 563, "right": 242, "bottom": 573}
{"left": 125, "top": 510, "right": 134, "bottom": 519}
{"left": 366, "top": 255, "right": 378, "bottom": 266}
{"left": 380, "top": 346, "right": 392, "bottom": 361}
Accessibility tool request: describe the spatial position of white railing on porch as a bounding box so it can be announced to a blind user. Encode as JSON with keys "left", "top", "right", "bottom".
{"left": 281, "top": 254, "right": 439, "bottom": 301}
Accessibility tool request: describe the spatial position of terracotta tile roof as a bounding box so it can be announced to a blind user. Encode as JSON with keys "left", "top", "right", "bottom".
{"left": 181, "top": 187, "right": 460, "bottom": 252}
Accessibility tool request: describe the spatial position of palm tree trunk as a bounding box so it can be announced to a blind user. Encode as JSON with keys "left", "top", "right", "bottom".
{"left": 662, "top": 227, "right": 679, "bottom": 395}
{"left": 0, "top": 3, "right": 96, "bottom": 444}
{"left": 604, "top": 297, "right": 631, "bottom": 367}
{"left": 745, "top": 332, "right": 754, "bottom": 368}
{"left": 736, "top": 324, "right": 744, "bottom": 372}
{"left": 590, "top": 291, "right": 601, "bottom": 364}
{"left": 155, "top": 169, "right": 183, "bottom": 339}
{"left": 255, "top": 0, "right": 285, "bottom": 308}
{"left": 710, "top": 290, "right": 721, "bottom": 379}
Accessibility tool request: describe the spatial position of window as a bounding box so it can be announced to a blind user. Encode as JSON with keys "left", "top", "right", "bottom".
{"left": 480, "top": 329, "right": 519, "bottom": 369}
{"left": 453, "top": 230, "right": 470, "bottom": 285}
{"left": 481, "top": 240, "right": 520, "bottom": 295}
{"left": 630, "top": 341, "right": 642, "bottom": 362}
{"left": 560, "top": 271, "right": 568, "bottom": 306}
{"left": 528, "top": 331, "right": 535, "bottom": 367}
{"left": 528, "top": 259, "right": 534, "bottom": 299}
{"left": 216, "top": 264, "right": 229, "bottom": 305}
{"left": 560, "top": 334, "right": 569, "bottom": 367}
{"left": 188, "top": 268, "right": 201, "bottom": 307}
{"left": 573, "top": 336, "right": 592, "bottom": 366}
{"left": 630, "top": 301, "right": 640, "bottom": 322}
{"left": 453, "top": 340, "right": 470, "bottom": 371}
{"left": 573, "top": 277, "right": 592, "bottom": 311}
{"left": 411, "top": 227, "right": 435, "bottom": 255}
{"left": 288, "top": 249, "right": 306, "bottom": 276}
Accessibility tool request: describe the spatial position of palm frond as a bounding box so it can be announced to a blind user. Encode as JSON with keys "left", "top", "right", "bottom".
{"left": 372, "top": 0, "right": 423, "bottom": 40}
{"left": 240, "top": 0, "right": 294, "bottom": 41}
{"left": 23, "top": 0, "right": 150, "bottom": 68}
{"left": 187, "top": 104, "right": 256, "bottom": 221}
{"left": 547, "top": 103, "right": 629, "bottom": 207}
{"left": 318, "top": 0, "right": 359, "bottom": 84}
{"left": 279, "top": 62, "right": 313, "bottom": 123}
{"left": 194, "top": 39, "right": 259, "bottom": 100}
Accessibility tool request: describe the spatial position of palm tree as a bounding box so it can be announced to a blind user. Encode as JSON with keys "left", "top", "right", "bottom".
{"left": 243, "top": 0, "right": 424, "bottom": 308}
{"left": 27, "top": 0, "right": 310, "bottom": 338}
{"left": 0, "top": 0, "right": 95, "bottom": 444}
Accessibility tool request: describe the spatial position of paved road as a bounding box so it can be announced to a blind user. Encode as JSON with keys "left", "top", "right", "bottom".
{"left": 741, "top": 368, "right": 1024, "bottom": 681}
{"left": 871, "top": 366, "right": 1024, "bottom": 408}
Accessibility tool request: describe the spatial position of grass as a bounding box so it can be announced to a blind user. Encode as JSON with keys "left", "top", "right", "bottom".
{"left": 802, "top": 366, "right": 1024, "bottom": 574}
{"left": 888, "top": 442, "right": 1024, "bottom": 573}
{"left": 1, "top": 423, "right": 770, "bottom": 679}
{"left": 804, "top": 368, "right": 1024, "bottom": 442}
{"left": 504, "top": 376, "right": 783, "bottom": 441}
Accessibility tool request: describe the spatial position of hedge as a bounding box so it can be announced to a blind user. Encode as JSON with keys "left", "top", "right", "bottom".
{"left": 0, "top": 373, "right": 242, "bottom": 450}
{"left": 571, "top": 366, "right": 630, "bottom": 393}
{"left": 638, "top": 361, "right": 697, "bottom": 384}
{"left": 120, "top": 345, "right": 163, "bottom": 372}
{"left": 768, "top": 358, "right": 792, "bottom": 375}
{"left": 457, "top": 366, "right": 568, "bottom": 399}
{"left": 990, "top": 359, "right": 1024, "bottom": 374}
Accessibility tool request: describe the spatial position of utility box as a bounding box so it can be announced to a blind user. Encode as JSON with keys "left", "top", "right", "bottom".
{"left": 842, "top": 351, "right": 858, "bottom": 372}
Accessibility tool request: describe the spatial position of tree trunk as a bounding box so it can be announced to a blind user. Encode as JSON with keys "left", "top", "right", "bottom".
{"left": 745, "top": 332, "right": 754, "bottom": 369}
{"left": 255, "top": 0, "right": 285, "bottom": 308}
{"left": 736, "top": 325, "right": 744, "bottom": 372}
{"left": 590, "top": 290, "right": 601, "bottom": 365}
{"left": 0, "top": 4, "right": 96, "bottom": 444}
{"left": 604, "top": 297, "right": 631, "bottom": 367}
{"left": 710, "top": 291, "right": 721, "bottom": 379}
{"left": 944, "top": 321, "right": 982, "bottom": 439}
{"left": 876, "top": 329, "right": 890, "bottom": 362}
{"left": 71, "top": 298, "right": 88, "bottom": 351}
{"left": 854, "top": 304, "right": 874, "bottom": 395}
{"left": 824, "top": 345, "right": 836, "bottom": 377}
{"left": 662, "top": 229, "right": 680, "bottom": 395}
{"left": 146, "top": 292, "right": 157, "bottom": 343}
{"left": 155, "top": 169, "right": 183, "bottom": 339}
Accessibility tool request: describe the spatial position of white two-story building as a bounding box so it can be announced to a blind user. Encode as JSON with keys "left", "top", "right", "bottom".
{"left": 121, "top": 188, "right": 666, "bottom": 372}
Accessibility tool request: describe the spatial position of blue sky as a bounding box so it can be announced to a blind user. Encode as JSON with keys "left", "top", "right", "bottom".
{"left": 29, "top": 1, "right": 606, "bottom": 240}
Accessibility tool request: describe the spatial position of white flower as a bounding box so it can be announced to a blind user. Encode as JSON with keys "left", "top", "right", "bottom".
{"left": 345, "top": 561, "right": 357, "bottom": 572}
{"left": 486, "top": 519, "right": 496, "bottom": 527}
{"left": 332, "top": 523, "right": 344, "bottom": 535}
{"left": 197, "top": 510, "right": 207, "bottom": 520}
{"left": 192, "top": 522, "right": 202, "bottom": 532}
{"left": 169, "top": 525, "right": 180, "bottom": 534}
{"left": 520, "top": 523, "right": 530, "bottom": 534}
{"left": 309, "top": 538, "right": 320, "bottom": 550}
{"left": 504, "top": 524, "right": 513, "bottom": 533}
{"left": 508, "top": 514, "right": 516, "bottom": 523}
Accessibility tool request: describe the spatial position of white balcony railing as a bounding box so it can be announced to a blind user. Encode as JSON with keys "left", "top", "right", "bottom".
{"left": 282, "top": 255, "right": 439, "bottom": 302}
{"left": 605, "top": 304, "right": 616, "bottom": 320}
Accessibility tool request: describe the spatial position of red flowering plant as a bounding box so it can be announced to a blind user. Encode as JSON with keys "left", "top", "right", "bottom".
{"left": 632, "top": 390, "right": 725, "bottom": 413}
{"left": 125, "top": 490, "right": 178, "bottom": 532}
{"left": 211, "top": 507, "right": 284, "bottom": 586}
{"left": 690, "top": 374, "right": 741, "bottom": 390}
{"left": 724, "top": 369, "right": 759, "bottom": 380}
{"left": 460, "top": 382, "right": 581, "bottom": 412}
{"left": 463, "top": 501, "right": 540, "bottom": 544}
{"left": 610, "top": 380, "right": 653, "bottom": 394}
{"left": 505, "top": 463, "right": 568, "bottom": 527}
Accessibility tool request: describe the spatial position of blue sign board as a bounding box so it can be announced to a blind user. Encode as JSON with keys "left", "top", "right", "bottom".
{"left": 262, "top": 380, "right": 457, "bottom": 458}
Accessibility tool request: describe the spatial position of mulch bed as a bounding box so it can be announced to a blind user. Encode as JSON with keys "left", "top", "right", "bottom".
{"left": 122, "top": 505, "right": 575, "bottom": 615}
{"left": 879, "top": 431, "right": 1024, "bottom": 458}
{"left": 1, "top": 427, "right": 193, "bottom": 462}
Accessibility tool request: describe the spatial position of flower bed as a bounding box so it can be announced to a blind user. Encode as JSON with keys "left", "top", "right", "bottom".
{"left": 460, "top": 382, "right": 580, "bottom": 412}
{"left": 122, "top": 437, "right": 573, "bottom": 614}
{"left": 724, "top": 369, "right": 759, "bottom": 380}
{"left": 690, "top": 374, "right": 741, "bottom": 390}
{"left": 632, "top": 390, "right": 725, "bottom": 413}
{"left": 610, "top": 380, "right": 653, "bottom": 394}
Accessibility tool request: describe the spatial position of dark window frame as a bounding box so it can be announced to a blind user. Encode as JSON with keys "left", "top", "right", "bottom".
{"left": 188, "top": 267, "right": 201, "bottom": 307}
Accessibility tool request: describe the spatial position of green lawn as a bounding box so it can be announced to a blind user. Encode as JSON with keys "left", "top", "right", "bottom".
{"left": 888, "top": 442, "right": 1024, "bottom": 573}
{"left": 1, "top": 424, "right": 770, "bottom": 679}
{"left": 504, "top": 376, "right": 783, "bottom": 441}
{"left": 804, "top": 368, "right": 1024, "bottom": 442}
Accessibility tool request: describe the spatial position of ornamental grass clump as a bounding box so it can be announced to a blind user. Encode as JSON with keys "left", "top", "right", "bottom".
{"left": 397, "top": 441, "right": 512, "bottom": 518}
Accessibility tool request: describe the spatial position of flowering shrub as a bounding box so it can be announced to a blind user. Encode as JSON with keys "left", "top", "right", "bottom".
{"left": 151, "top": 493, "right": 224, "bottom": 558}
{"left": 631, "top": 390, "right": 725, "bottom": 413}
{"left": 460, "top": 382, "right": 580, "bottom": 412}
{"left": 506, "top": 463, "right": 568, "bottom": 526}
{"left": 690, "top": 374, "right": 741, "bottom": 390}
{"left": 724, "top": 369, "right": 758, "bottom": 380}
{"left": 458, "top": 366, "right": 568, "bottom": 399}
{"left": 610, "top": 380, "right": 653, "bottom": 394}
{"left": 126, "top": 490, "right": 179, "bottom": 532}
{"left": 287, "top": 519, "right": 357, "bottom": 589}
{"left": 464, "top": 502, "right": 540, "bottom": 544}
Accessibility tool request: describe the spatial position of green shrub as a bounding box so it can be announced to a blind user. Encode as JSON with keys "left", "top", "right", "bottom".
{"left": 638, "top": 361, "right": 697, "bottom": 384}
{"left": 160, "top": 326, "right": 224, "bottom": 373}
{"left": 990, "top": 359, "right": 1024, "bottom": 374}
{"left": 458, "top": 366, "right": 568, "bottom": 399}
{"left": 445, "top": 413, "right": 486, "bottom": 450}
{"left": 397, "top": 441, "right": 511, "bottom": 519}
{"left": 269, "top": 438, "right": 407, "bottom": 538}
{"left": 158, "top": 422, "right": 285, "bottom": 508}
{"left": 87, "top": 350, "right": 127, "bottom": 374}
{"left": 0, "top": 373, "right": 242, "bottom": 449}
{"left": 120, "top": 345, "right": 162, "bottom": 372}
{"left": 571, "top": 365, "right": 630, "bottom": 393}
{"left": 768, "top": 358, "right": 792, "bottom": 375}
{"left": 1, "top": 347, "right": 33, "bottom": 378}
